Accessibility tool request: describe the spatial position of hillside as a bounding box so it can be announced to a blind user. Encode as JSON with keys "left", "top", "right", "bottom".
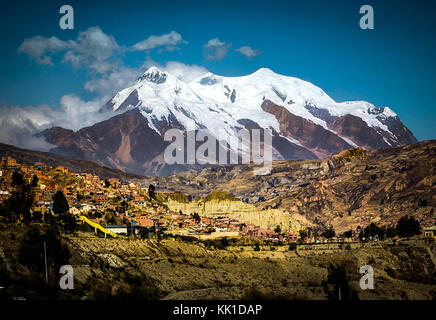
{"left": 0, "top": 143, "right": 143, "bottom": 181}
{"left": 1, "top": 226, "right": 435, "bottom": 300}
{"left": 149, "top": 140, "right": 436, "bottom": 233}
{"left": 1, "top": 140, "right": 434, "bottom": 233}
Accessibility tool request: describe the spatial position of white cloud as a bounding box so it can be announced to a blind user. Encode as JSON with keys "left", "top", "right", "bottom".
{"left": 63, "top": 27, "right": 121, "bottom": 74}
{"left": 132, "top": 31, "right": 186, "bottom": 52}
{"left": 143, "top": 59, "right": 209, "bottom": 82}
{"left": 9, "top": 27, "right": 211, "bottom": 152}
{"left": 17, "top": 27, "right": 192, "bottom": 97}
{"left": 235, "top": 46, "right": 262, "bottom": 59}
{"left": 18, "top": 27, "right": 121, "bottom": 74}
{"left": 204, "top": 38, "right": 231, "bottom": 60}
{"left": 18, "top": 35, "right": 68, "bottom": 65}
{"left": 84, "top": 66, "right": 142, "bottom": 96}
{"left": 0, "top": 95, "right": 121, "bottom": 151}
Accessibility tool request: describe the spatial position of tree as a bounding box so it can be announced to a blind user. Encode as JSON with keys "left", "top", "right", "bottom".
{"left": 52, "top": 191, "right": 69, "bottom": 215}
{"left": 396, "top": 215, "right": 421, "bottom": 238}
{"left": 192, "top": 212, "right": 200, "bottom": 223}
{"left": 11, "top": 171, "right": 24, "bottom": 186}
{"left": 32, "top": 210, "right": 43, "bottom": 222}
{"left": 52, "top": 191, "right": 76, "bottom": 232}
{"left": 323, "top": 264, "right": 358, "bottom": 300}
{"left": 359, "top": 222, "right": 385, "bottom": 241}
{"left": 148, "top": 184, "right": 156, "bottom": 199}
{"left": 6, "top": 171, "right": 34, "bottom": 223}
{"left": 19, "top": 226, "right": 71, "bottom": 276}
{"left": 59, "top": 212, "right": 77, "bottom": 233}
{"left": 343, "top": 230, "right": 353, "bottom": 238}
{"left": 274, "top": 225, "right": 282, "bottom": 234}
{"left": 104, "top": 179, "right": 110, "bottom": 188}
{"left": 299, "top": 229, "right": 308, "bottom": 242}
{"left": 322, "top": 226, "right": 336, "bottom": 239}
{"left": 384, "top": 226, "right": 397, "bottom": 238}
{"left": 102, "top": 211, "right": 118, "bottom": 225}
{"left": 31, "top": 174, "right": 39, "bottom": 187}
{"left": 288, "top": 243, "right": 297, "bottom": 251}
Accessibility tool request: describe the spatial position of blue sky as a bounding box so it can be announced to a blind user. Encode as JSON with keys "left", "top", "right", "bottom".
{"left": 0, "top": 0, "right": 435, "bottom": 140}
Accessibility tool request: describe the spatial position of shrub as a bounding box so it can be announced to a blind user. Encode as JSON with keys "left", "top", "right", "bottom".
{"left": 396, "top": 215, "right": 421, "bottom": 238}
{"left": 288, "top": 243, "right": 297, "bottom": 251}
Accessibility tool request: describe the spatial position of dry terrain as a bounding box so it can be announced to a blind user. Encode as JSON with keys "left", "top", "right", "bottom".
{"left": 1, "top": 225, "right": 435, "bottom": 300}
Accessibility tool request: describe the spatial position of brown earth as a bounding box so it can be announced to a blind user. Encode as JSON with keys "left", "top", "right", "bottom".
{"left": 1, "top": 226, "right": 435, "bottom": 300}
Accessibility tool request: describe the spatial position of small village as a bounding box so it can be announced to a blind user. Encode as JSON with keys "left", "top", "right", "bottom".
{"left": 0, "top": 156, "right": 301, "bottom": 243}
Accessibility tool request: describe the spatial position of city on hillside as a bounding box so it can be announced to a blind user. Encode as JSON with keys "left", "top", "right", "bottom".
{"left": 1, "top": 156, "right": 434, "bottom": 244}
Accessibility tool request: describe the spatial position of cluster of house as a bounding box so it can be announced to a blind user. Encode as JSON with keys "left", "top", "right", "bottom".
{"left": 0, "top": 156, "right": 299, "bottom": 242}
{"left": 2, "top": 157, "right": 435, "bottom": 242}
{"left": 97, "top": 212, "right": 299, "bottom": 243}
{"left": 0, "top": 156, "right": 149, "bottom": 222}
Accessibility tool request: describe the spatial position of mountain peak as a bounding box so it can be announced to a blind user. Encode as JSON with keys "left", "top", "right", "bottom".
{"left": 143, "top": 65, "right": 164, "bottom": 74}
{"left": 137, "top": 66, "right": 168, "bottom": 84}
{"left": 255, "top": 67, "right": 274, "bottom": 74}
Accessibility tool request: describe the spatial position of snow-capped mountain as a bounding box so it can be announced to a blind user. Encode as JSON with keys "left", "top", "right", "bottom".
{"left": 40, "top": 66, "right": 417, "bottom": 175}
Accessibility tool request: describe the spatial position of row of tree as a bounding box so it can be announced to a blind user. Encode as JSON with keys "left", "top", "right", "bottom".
{"left": 357, "top": 215, "right": 421, "bottom": 240}
{"left": 296, "top": 215, "right": 422, "bottom": 243}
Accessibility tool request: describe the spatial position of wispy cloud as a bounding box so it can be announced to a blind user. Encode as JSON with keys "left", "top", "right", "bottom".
{"left": 9, "top": 27, "right": 210, "bottom": 151}
{"left": 0, "top": 95, "right": 119, "bottom": 151}
{"left": 204, "top": 38, "right": 231, "bottom": 60}
{"left": 131, "top": 31, "right": 187, "bottom": 52}
{"left": 18, "top": 35, "right": 69, "bottom": 65}
{"left": 18, "top": 27, "right": 121, "bottom": 74}
{"left": 235, "top": 46, "right": 262, "bottom": 59}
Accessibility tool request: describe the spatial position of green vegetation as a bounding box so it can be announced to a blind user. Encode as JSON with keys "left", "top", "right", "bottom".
{"left": 299, "top": 229, "right": 308, "bottom": 242}
{"left": 52, "top": 191, "right": 69, "bottom": 215}
{"left": 322, "top": 226, "right": 336, "bottom": 239}
{"left": 274, "top": 225, "right": 282, "bottom": 234}
{"left": 288, "top": 243, "right": 297, "bottom": 251}
{"left": 46, "top": 169, "right": 83, "bottom": 188}
{"left": 359, "top": 216, "right": 421, "bottom": 241}
{"left": 203, "top": 190, "right": 238, "bottom": 202}
{"left": 52, "top": 191, "right": 77, "bottom": 233}
{"left": 148, "top": 184, "right": 156, "bottom": 199}
{"left": 156, "top": 191, "right": 190, "bottom": 203}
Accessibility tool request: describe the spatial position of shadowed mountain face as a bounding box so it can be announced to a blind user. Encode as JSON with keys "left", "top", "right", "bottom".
{"left": 39, "top": 102, "right": 417, "bottom": 176}
{"left": 37, "top": 67, "right": 417, "bottom": 176}
{"left": 261, "top": 100, "right": 352, "bottom": 158}
{"left": 0, "top": 143, "right": 143, "bottom": 180}
{"left": 39, "top": 109, "right": 168, "bottom": 175}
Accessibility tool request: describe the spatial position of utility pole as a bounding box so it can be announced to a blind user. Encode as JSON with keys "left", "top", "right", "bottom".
{"left": 43, "top": 241, "right": 48, "bottom": 284}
